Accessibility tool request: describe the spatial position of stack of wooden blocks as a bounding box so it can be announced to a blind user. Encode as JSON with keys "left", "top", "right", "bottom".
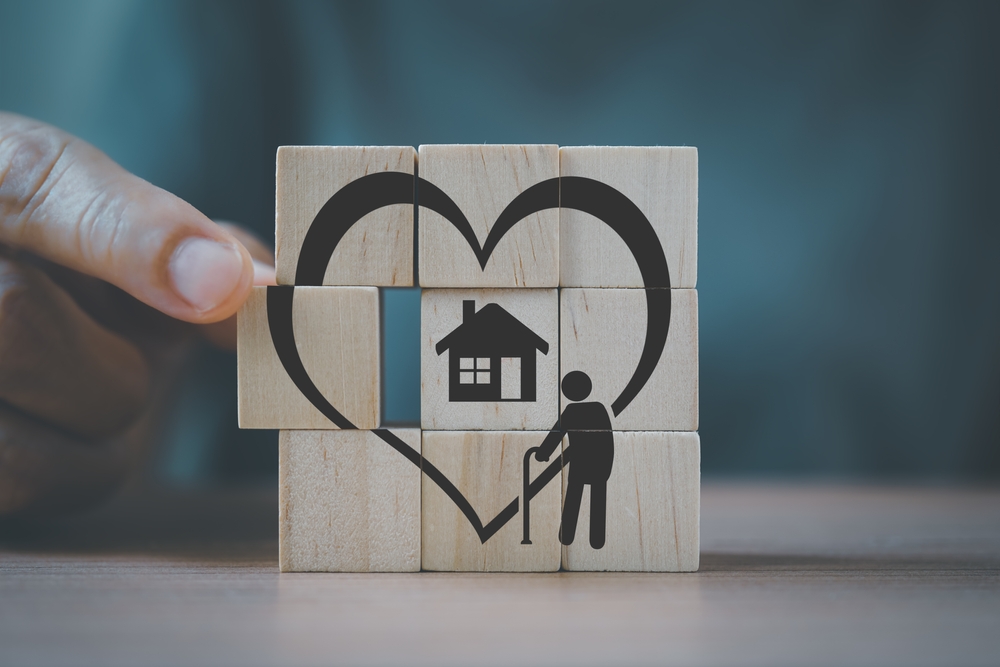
{"left": 238, "top": 144, "right": 699, "bottom": 573}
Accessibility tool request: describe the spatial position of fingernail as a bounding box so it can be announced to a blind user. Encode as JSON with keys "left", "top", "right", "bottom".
{"left": 252, "top": 259, "right": 277, "bottom": 286}
{"left": 169, "top": 237, "right": 246, "bottom": 313}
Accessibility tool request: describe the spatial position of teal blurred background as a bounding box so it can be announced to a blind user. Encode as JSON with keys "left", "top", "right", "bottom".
{"left": 1, "top": 1, "right": 997, "bottom": 481}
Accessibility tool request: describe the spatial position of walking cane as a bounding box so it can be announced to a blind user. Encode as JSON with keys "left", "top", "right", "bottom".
{"left": 521, "top": 447, "right": 541, "bottom": 545}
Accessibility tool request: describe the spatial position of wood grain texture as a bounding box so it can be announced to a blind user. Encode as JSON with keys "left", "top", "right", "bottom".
{"left": 5, "top": 484, "right": 1000, "bottom": 667}
{"left": 279, "top": 429, "right": 420, "bottom": 572}
{"left": 237, "top": 286, "right": 379, "bottom": 429}
{"left": 421, "top": 431, "right": 561, "bottom": 572}
{"left": 560, "top": 146, "right": 697, "bottom": 288}
{"left": 418, "top": 144, "right": 559, "bottom": 287}
{"left": 275, "top": 145, "right": 415, "bottom": 286}
{"left": 421, "top": 288, "right": 559, "bottom": 430}
{"left": 560, "top": 288, "right": 698, "bottom": 431}
{"left": 561, "top": 431, "right": 700, "bottom": 572}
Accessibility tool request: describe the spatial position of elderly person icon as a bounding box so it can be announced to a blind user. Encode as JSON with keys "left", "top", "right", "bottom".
{"left": 534, "top": 371, "right": 614, "bottom": 549}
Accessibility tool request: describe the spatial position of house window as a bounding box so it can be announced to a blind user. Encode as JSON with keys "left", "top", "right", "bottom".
{"left": 459, "top": 357, "right": 491, "bottom": 385}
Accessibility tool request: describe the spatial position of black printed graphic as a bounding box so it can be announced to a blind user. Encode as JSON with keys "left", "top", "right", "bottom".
{"left": 533, "top": 372, "right": 613, "bottom": 549}
{"left": 266, "top": 171, "right": 670, "bottom": 545}
{"left": 436, "top": 300, "right": 549, "bottom": 402}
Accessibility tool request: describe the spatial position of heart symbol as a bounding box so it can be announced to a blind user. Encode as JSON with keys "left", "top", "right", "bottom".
{"left": 267, "top": 171, "right": 671, "bottom": 543}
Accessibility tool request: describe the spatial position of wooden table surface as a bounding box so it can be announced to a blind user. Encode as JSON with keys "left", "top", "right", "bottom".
{"left": 1, "top": 480, "right": 998, "bottom": 666}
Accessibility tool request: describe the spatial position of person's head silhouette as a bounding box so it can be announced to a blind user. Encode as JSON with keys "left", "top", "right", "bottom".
{"left": 562, "top": 371, "right": 592, "bottom": 402}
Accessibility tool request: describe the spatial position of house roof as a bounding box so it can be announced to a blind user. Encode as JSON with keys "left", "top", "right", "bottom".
{"left": 436, "top": 303, "right": 549, "bottom": 356}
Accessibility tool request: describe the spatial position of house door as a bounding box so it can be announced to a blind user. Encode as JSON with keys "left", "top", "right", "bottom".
{"left": 500, "top": 357, "right": 521, "bottom": 400}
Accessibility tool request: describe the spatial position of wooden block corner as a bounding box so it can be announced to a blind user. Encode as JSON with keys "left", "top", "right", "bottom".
{"left": 560, "top": 287, "right": 698, "bottom": 431}
{"left": 417, "top": 144, "right": 559, "bottom": 288}
{"left": 561, "top": 430, "right": 700, "bottom": 572}
{"left": 276, "top": 145, "right": 415, "bottom": 286}
{"left": 421, "top": 430, "right": 562, "bottom": 572}
{"left": 237, "top": 286, "right": 380, "bottom": 429}
{"left": 559, "top": 146, "right": 697, "bottom": 288}
{"left": 279, "top": 428, "right": 421, "bottom": 572}
{"left": 421, "top": 288, "right": 559, "bottom": 430}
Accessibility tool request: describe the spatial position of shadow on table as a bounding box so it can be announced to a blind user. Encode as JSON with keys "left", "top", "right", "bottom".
{"left": 6, "top": 479, "right": 999, "bottom": 574}
{"left": 0, "top": 483, "right": 277, "bottom": 563}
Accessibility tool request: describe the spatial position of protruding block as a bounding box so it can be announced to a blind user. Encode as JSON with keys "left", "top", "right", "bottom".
{"left": 276, "top": 146, "right": 415, "bottom": 286}
{"left": 279, "top": 429, "right": 421, "bottom": 572}
{"left": 418, "top": 144, "right": 559, "bottom": 287}
{"left": 421, "top": 288, "right": 558, "bottom": 430}
{"left": 561, "top": 431, "right": 700, "bottom": 572}
{"left": 560, "top": 146, "right": 697, "bottom": 288}
{"left": 421, "top": 431, "right": 561, "bottom": 572}
{"left": 237, "top": 286, "right": 380, "bottom": 429}
{"left": 560, "top": 288, "right": 698, "bottom": 431}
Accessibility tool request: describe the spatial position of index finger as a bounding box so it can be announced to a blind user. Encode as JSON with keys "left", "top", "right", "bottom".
{"left": 0, "top": 112, "right": 254, "bottom": 323}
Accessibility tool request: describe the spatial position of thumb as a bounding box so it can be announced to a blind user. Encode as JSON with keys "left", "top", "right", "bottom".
{"left": 0, "top": 112, "right": 253, "bottom": 324}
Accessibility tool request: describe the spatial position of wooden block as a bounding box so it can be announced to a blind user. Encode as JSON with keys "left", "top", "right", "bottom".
{"left": 237, "top": 286, "right": 380, "bottom": 429}
{"left": 560, "top": 288, "right": 698, "bottom": 430}
{"left": 421, "top": 431, "right": 561, "bottom": 572}
{"left": 275, "top": 146, "right": 415, "bottom": 286}
{"left": 561, "top": 431, "right": 700, "bottom": 572}
{"left": 279, "top": 429, "right": 421, "bottom": 572}
{"left": 560, "top": 146, "right": 697, "bottom": 288}
{"left": 418, "top": 144, "right": 559, "bottom": 287}
{"left": 421, "top": 288, "right": 559, "bottom": 430}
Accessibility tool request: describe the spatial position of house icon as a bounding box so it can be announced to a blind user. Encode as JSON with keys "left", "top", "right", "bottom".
{"left": 435, "top": 300, "right": 550, "bottom": 402}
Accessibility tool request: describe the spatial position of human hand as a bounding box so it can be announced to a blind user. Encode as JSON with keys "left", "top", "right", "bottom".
{"left": 534, "top": 449, "right": 550, "bottom": 463}
{"left": 0, "top": 112, "right": 275, "bottom": 517}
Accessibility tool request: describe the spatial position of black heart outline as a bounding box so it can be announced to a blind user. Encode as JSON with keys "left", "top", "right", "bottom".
{"left": 266, "top": 171, "right": 671, "bottom": 543}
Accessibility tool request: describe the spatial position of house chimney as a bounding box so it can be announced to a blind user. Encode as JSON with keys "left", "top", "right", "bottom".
{"left": 463, "top": 300, "right": 475, "bottom": 323}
